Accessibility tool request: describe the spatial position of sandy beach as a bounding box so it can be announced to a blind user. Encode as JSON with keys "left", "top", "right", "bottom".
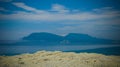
{"left": 0, "top": 51, "right": 120, "bottom": 67}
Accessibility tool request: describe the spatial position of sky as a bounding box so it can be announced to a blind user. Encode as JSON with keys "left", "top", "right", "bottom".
{"left": 0, "top": 0, "right": 120, "bottom": 40}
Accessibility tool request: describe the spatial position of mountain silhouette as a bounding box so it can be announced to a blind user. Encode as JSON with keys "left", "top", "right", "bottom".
{"left": 20, "top": 32, "right": 119, "bottom": 45}
{"left": 65, "top": 33, "right": 97, "bottom": 42}
{"left": 64, "top": 33, "right": 117, "bottom": 44}
{"left": 23, "top": 32, "right": 64, "bottom": 42}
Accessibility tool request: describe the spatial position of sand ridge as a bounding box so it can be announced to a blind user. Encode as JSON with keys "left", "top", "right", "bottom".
{"left": 0, "top": 51, "right": 120, "bottom": 67}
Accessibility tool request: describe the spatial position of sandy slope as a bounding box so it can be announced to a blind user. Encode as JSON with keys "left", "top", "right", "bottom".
{"left": 0, "top": 51, "right": 120, "bottom": 67}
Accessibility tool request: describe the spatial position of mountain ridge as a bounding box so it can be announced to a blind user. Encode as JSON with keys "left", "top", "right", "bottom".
{"left": 21, "top": 32, "right": 119, "bottom": 45}
{"left": 0, "top": 32, "right": 119, "bottom": 46}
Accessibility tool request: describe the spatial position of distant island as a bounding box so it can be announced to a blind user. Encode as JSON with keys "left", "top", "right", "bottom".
{"left": 19, "top": 32, "right": 119, "bottom": 45}
{"left": 0, "top": 32, "right": 120, "bottom": 56}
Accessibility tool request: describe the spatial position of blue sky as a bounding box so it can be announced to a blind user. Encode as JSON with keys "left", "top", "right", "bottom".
{"left": 0, "top": 0, "right": 120, "bottom": 40}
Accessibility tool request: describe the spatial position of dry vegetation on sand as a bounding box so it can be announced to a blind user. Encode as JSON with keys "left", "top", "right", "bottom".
{"left": 0, "top": 51, "right": 120, "bottom": 67}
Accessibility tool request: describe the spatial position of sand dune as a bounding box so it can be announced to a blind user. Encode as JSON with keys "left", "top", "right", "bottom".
{"left": 0, "top": 51, "right": 120, "bottom": 67}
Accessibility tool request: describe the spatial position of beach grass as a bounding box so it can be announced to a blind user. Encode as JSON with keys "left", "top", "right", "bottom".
{"left": 0, "top": 51, "right": 120, "bottom": 67}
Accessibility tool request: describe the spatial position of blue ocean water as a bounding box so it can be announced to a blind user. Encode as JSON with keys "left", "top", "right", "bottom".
{"left": 0, "top": 45, "right": 120, "bottom": 56}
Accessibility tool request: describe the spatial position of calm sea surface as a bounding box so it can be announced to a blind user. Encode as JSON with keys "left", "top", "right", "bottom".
{"left": 0, "top": 45, "right": 120, "bottom": 56}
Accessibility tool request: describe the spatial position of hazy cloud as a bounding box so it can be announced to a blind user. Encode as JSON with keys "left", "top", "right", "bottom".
{"left": 51, "top": 4, "right": 69, "bottom": 13}
{"left": 0, "top": 0, "right": 12, "bottom": 2}
{"left": 0, "top": 7, "right": 8, "bottom": 11}
{"left": 12, "top": 2, "right": 46, "bottom": 13}
{"left": 0, "top": 2, "right": 119, "bottom": 22}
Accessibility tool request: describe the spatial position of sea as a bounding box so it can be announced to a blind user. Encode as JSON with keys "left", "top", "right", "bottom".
{"left": 0, "top": 44, "right": 120, "bottom": 56}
